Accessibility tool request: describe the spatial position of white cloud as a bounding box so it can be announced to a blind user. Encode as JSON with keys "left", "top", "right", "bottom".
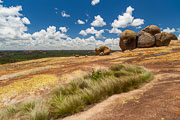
{"left": 109, "top": 28, "right": 122, "bottom": 34}
{"left": 178, "top": 35, "right": 180, "bottom": 40}
{"left": 126, "top": 6, "right": 134, "bottom": 15}
{"left": 91, "top": 0, "right": 100, "bottom": 6}
{"left": 162, "top": 27, "right": 176, "bottom": 33}
{"left": 79, "top": 27, "right": 105, "bottom": 39}
{"left": 0, "top": 0, "right": 3, "bottom": 3}
{"left": 79, "top": 30, "right": 87, "bottom": 36}
{"left": 131, "top": 19, "right": 144, "bottom": 27}
{"left": 0, "top": 3, "right": 121, "bottom": 50}
{"left": 104, "top": 38, "right": 120, "bottom": 49}
{"left": 112, "top": 6, "right": 144, "bottom": 28}
{"left": 77, "top": 19, "right": 85, "bottom": 24}
{"left": 0, "top": 5, "right": 30, "bottom": 41}
{"left": 0, "top": 5, "right": 22, "bottom": 16}
{"left": 22, "top": 17, "right": 30, "bottom": 24}
{"left": 59, "top": 27, "right": 68, "bottom": 33}
{"left": 91, "top": 15, "right": 106, "bottom": 27}
{"left": 61, "top": 11, "right": 70, "bottom": 17}
{"left": 177, "top": 28, "right": 180, "bottom": 33}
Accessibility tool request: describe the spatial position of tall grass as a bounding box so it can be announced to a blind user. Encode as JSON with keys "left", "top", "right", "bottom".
{"left": 0, "top": 64, "right": 153, "bottom": 120}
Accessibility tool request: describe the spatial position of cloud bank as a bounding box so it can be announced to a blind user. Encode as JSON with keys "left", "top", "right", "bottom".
{"left": 0, "top": 4, "right": 120, "bottom": 50}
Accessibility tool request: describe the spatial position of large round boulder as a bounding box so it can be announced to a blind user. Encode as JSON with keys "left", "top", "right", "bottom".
{"left": 95, "top": 46, "right": 111, "bottom": 56}
{"left": 95, "top": 47, "right": 101, "bottom": 55}
{"left": 104, "top": 48, "right": 111, "bottom": 55}
{"left": 142, "top": 25, "right": 161, "bottom": 35}
{"left": 120, "top": 30, "right": 137, "bottom": 51}
{"left": 99, "top": 46, "right": 109, "bottom": 52}
{"left": 169, "top": 33, "right": 178, "bottom": 40}
{"left": 137, "top": 31, "right": 155, "bottom": 48}
{"left": 155, "top": 32, "right": 176, "bottom": 46}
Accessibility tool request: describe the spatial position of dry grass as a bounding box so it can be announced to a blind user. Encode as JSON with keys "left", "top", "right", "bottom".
{"left": 0, "top": 64, "right": 153, "bottom": 120}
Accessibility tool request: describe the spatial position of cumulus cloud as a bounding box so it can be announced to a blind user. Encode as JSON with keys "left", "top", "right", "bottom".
{"left": 104, "top": 38, "right": 120, "bottom": 49}
{"left": 0, "top": 2, "right": 121, "bottom": 50}
{"left": 61, "top": 11, "right": 70, "bottom": 17}
{"left": 79, "top": 30, "right": 87, "bottom": 36}
{"left": 0, "top": 5, "right": 31, "bottom": 42}
{"left": 178, "top": 35, "right": 180, "bottom": 40}
{"left": 91, "top": 15, "right": 106, "bottom": 27}
{"left": 131, "top": 19, "right": 144, "bottom": 27}
{"left": 109, "top": 28, "right": 122, "bottom": 34}
{"left": 22, "top": 17, "right": 30, "bottom": 24}
{"left": 79, "top": 27, "right": 105, "bottom": 39}
{"left": 77, "top": 19, "right": 85, "bottom": 24}
{"left": 112, "top": 6, "right": 144, "bottom": 28}
{"left": 162, "top": 27, "right": 176, "bottom": 33}
{"left": 59, "top": 27, "right": 68, "bottom": 33}
{"left": 91, "top": 0, "right": 100, "bottom": 6}
{"left": 177, "top": 28, "right": 180, "bottom": 33}
{"left": 0, "top": 0, "right": 3, "bottom": 3}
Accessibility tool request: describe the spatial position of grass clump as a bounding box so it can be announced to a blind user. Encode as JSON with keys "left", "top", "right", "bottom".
{"left": 49, "top": 64, "right": 153, "bottom": 118}
{"left": 0, "top": 64, "right": 153, "bottom": 120}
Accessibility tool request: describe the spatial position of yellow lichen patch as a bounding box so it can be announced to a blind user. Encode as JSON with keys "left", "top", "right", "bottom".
{"left": 0, "top": 74, "right": 59, "bottom": 106}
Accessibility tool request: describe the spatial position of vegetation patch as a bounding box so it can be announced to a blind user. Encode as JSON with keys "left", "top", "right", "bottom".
{"left": 0, "top": 64, "right": 153, "bottom": 120}
{"left": 0, "top": 75, "right": 59, "bottom": 107}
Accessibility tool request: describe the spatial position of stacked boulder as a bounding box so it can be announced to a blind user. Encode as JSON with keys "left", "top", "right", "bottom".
{"left": 120, "top": 25, "right": 178, "bottom": 51}
{"left": 95, "top": 46, "right": 111, "bottom": 56}
{"left": 120, "top": 30, "right": 137, "bottom": 51}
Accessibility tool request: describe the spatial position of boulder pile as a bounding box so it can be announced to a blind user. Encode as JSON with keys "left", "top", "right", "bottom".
{"left": 95, "top": 46, "right": 111, "bottom": 56}
{"left": 120, "top": 25, "right": 178, "bottom": 51}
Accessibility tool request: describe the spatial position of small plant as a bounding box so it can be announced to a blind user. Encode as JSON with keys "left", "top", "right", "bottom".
{"left": 91, "top": 69, "right": 102, "bottom": 80}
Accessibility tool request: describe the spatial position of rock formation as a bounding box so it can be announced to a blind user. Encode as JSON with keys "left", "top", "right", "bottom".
{"left": 119, "top": 25, "right": 178, "bottom": 51}
{"left": 137, "top": 31, "right": 155, "bottom": 48}
{"left": 120, "top": 30, "right": 137, "bottom": 51}
{"left": 155, "top": 32, "right": 177, "bottom": 46}
{"left": 95, "top": 46, "right": 111, "bottom": 56}
{"left": 169, "top": 33, "right": 178, "bottom": 40}
{"left": 142, "top": 25, "right": 161, "bottom": 35}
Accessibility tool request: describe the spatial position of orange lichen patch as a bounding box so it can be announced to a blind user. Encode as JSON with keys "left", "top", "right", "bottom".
{"left": 0, "top": 74, "right": 59, "bottom": 106}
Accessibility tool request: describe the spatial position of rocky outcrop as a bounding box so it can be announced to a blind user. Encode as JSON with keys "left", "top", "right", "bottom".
{"left": 95, "top": 46, "right": 111, "bottom": 56}
{"left": 95, "top": 48, "right": 101, "bottom": 55}
{"left": 119, "top": 25, "right": 178, "bottom": 51}
{"left": 169, "top": 33, "right": 178, "bottom": 40}
{"left": 155, "top": 32, "right": 176, "bottom": 46}
{"left": 137, "top": 31, "right": 155, "bottom": 48}
{"left": 169, "top": 40, "right": 180, "bottom": 46}
{"left": 104, "top": 48, "right": 111, "bottom": 55}
{"left": 120, "top": 30, "right": 137, "bottom": 51}
{"left": 142, "top": 25, "right": 161, "bottom": 35}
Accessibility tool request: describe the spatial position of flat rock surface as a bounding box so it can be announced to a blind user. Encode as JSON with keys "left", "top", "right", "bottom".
{"left": 0, "top": 41, "right": 180, "bottom": 119}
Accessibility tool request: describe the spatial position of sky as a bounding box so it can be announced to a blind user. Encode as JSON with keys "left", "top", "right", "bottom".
{"left": 0, "top": 0, "right": 180, "bottom": 50}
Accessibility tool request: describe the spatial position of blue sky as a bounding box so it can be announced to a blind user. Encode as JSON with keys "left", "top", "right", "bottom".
{"left": 0, "top": 0, "right": 179, "bottom": 50}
